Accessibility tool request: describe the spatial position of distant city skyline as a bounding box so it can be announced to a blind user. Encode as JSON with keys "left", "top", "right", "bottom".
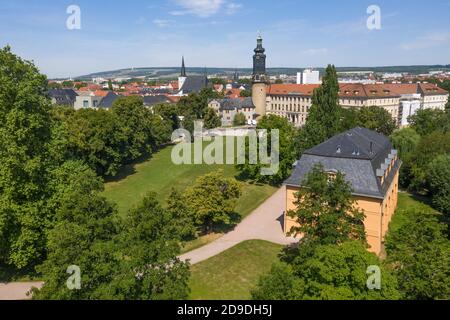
{"left": 1, "top": 0, "right": 450, "bottom": 78}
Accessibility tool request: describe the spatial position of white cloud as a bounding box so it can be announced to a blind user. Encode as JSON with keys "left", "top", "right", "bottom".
{"left": 226, "top": 3, "right": 242, "bottom": 15}
{"left": 401, "top": 31, "right": 450, "bottom": 50}
{"left": 301, "top": 48, "right": 328, "bottom": 55}
{"left": 153, "top": 19, "right": 175, "bottom": 28}
{"left": 170, "top": 0, "right": 241, "bottom": 17}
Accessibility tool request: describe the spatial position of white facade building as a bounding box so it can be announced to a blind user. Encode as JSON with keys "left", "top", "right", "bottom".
{"left": 297, "top": 69, "right": 320, "bottom": 85}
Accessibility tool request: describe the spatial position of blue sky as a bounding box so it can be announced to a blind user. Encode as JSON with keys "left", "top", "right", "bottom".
{"left": 1, "top": 0, "right": 449, "bottom": 78}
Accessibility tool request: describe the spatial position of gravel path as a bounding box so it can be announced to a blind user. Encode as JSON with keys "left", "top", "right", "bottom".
{"left": 179, "top": 186, "right": 298, "bottom": 265}
{"left": 0, "top": 186, "right": 297, "bottom": 299}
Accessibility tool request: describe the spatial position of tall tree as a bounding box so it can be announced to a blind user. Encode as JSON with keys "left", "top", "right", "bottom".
{"left": 233, "top": 112, "right": 246, "bottom": 126}
{"left": 426, "top": 155, "right": 450, "bottom": 216}
{"left": 287, "top": 164, "right": 366, "bottom": 246}
{"left": 389, "top": 127, "right": 421, "bottom": 188}
{"left": 386, "top": 211, "right": 450, "bottom": 300}
{"left": 0, "top": 46, "right": 53, "bottom": 268}
{"left": 166, "top": 189, "right": 196, "bottom": 240}
{"left": 296, "top": 65, "right": 342, "bottom": 153}
{"left": 203, "top": 107, "right": 221, "bottom": 129}
{"left": 253, "top": 241, "right": 400, "bottom": 300}
{"left": 236, "top": 115, "right": 297, "bottom": 185}
{"left": 112, "top": 193, "right": 190, "bottom": 300}
{"left": 111, "top": 96, "right": 153, "bottom": 161}
{"left": 409, "top": 108, "right": 449, "bottom": 136}
{"left": 33, "top": 161, "right": 120, "bottom": 299}
{"left": 184, "top": 171, "right": 241, "bottom": 233}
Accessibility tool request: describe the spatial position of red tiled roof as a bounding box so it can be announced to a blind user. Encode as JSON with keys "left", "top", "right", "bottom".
{"left": 418, "top": 83, "right": 449, "bottom": 95}
{"left": 267, "top": 84, "right": 320, "bottom": 96}
{"left": 266, "top": 83, "right": 449, "bottom": 98}
{"left": 94, "top": 90, "right": 110, "bottom": 97}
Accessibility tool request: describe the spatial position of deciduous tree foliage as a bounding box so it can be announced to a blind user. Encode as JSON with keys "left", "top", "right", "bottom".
{"left": 203, "top": 107, "right": 221, "bottom": 129}
{"left": 342, "top": 106, "right": 397, "bottom": 136}
{"left": 409, "top": 108, "right": 449, "bottom": 136}
{"left": 233, "top": 113, "right": 247, "bottom": 126}
{"left": 296, "top": 65, "right": 342, "bottom": 154}
{"left": 34, "top": 187, "right": 190, "bottom": 300}
{"left": 166, "top": 189, "right": 196, "bottom": 240}
{"left": 287, "top": 164, "right": 366, "bottom": 246}
{"left": 0, "top": 46, "right": 53, "bottom": 268}
{"left": 236, "top": 115, "right": 297, "bottom": 185}
{"left": 426, "top": 155, "right": 450, "bottom": 216}
{"left": 113, "top": 193, "right": 190, "bottom": 300}
{"left": 253, "top": 241, "right": 400, "bottom": 300}
{"left": 385, "top": 211, "right": 450, "bottom": 300}
{"left": 184, "top": 171, "right": 241, "bottom": 233}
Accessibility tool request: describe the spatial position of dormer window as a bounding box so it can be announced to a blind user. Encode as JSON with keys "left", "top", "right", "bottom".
{"left": 336, "top": 145, "right": 341, "bottom": 154}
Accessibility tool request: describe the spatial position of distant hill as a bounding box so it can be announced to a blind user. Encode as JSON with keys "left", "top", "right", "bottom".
{"left": 70, "top": 65, "right": 450, "bottom": 81}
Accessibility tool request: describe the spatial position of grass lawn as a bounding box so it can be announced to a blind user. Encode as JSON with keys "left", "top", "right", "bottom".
{"left": 189, "top": 240, "right": 283, "bottom": 300}
{"left": 103, "top": 143, "right": 277, "bottom": 253}
{"left": 103, "top": 145, "right": 276, "bottom": 217}
{"left": 389, "top": 192, "right": 439, "bottom": 234}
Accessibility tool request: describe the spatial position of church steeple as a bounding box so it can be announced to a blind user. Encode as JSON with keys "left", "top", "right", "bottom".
{"left": 253, "top": 33, "right": 267, "bottom": 83}
{"left": 181, "top": 56, "right": 186, "bottom": 77}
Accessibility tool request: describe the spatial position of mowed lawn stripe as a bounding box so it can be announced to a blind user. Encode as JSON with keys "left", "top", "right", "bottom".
{"left": 103, "top": 144, "right": 276, "bottom": 218}
{"left": 189, "top": 240, "right": 283, "bottom": 300}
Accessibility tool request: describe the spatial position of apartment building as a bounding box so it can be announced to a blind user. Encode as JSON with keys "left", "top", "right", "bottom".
{"left": 266, "top": 83, "right": 448, "bottom": 127}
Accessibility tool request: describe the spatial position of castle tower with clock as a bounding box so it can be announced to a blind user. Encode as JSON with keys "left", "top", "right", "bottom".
{"left": 252, "top": 33, "right": 267, "bottom": 119}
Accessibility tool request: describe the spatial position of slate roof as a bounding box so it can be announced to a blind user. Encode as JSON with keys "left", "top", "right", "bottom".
{"left": 48, "top": 88, "right": 78, "bottom": 106}
{"left": 143, "top": 95, "right": 172, "bottom": 106}
{"left": 211, "top": 97, "right": 255, "bottom": 111}
{"left": 98, "top": 92, "right": 119, "bottom": 109}
{"left": 284, "top": 127, "right": 401, "bottom": 199}
{"left": 179, "top": 76, "right": 208, "bottom": 94}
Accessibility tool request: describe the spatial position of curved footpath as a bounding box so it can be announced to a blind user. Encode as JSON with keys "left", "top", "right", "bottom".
{"left": 0, "top": 186, "right": 298, "bottom": 300}
{"left": 179, "top": 186, "right": 298, "bottom": 265}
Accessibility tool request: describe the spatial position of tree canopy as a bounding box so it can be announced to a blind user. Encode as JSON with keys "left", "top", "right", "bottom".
{"left": 253, "top": 241, "right": 400, "bottom": 300}
{"left": 385, "top": 210, "right": 450, "bottom": 300}
{"left": 287, "top": 164, "right": 366, "bottom": 246}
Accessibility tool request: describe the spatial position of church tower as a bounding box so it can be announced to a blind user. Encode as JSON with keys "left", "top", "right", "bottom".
{"left": 178, "top": 56, "right": 187, "bottom": 91}
{"left": 252, "top": 33, "right": 267, "bottom": 119}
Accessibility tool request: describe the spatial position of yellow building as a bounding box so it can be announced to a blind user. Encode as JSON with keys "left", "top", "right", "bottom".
{"left": 284, "top": 127, "right": 401, "bottom": 255}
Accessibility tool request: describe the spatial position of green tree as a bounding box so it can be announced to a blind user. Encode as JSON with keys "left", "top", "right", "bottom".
{"left": 112, "top": 96, "right": 153, "bottom": 161}
{"left": 253, "top": 241, "right": 400, "bottom": 300}
{"left": 233, "top": 112, "right": 246, "bottom": 126}
{"left": 240, "top": 89, "right": 251, "bottom": 98}
{"left": 390, "top": 127, "right": 421, "bottom": 188}
{"left": 390, "top": 128, "right": 421, "bottom": 158}
{"left": 408, "top": 131, "right": 450, "bottom": 191}
{"left": 184, "top": 171, "right": 241, "bottom": 233}
{"left": 386, "top": 211, "right": 450, "bottom": 300}
{"left": 287, "top": 164, "right": 366, "bottom": 246}
{"left": 166, "top": 189, "right": 196, "bottom": 240}
{"left": 203, "top": 107, "right": 221, "bottom": 129}
{"left": 33, "top": 162, "right": 120, "bottom": 299}
{"left": 409, "top": 109, "right": 449, "bottom": 136}
{"left": 356, "top": 106, "right": 397, "bottom": 136}
{"left": 296, "top": 65, "right": 342, "bottom": 154}
{"left": 0, "top": 46, "right": 53, "bottom": 268}
{"left": 153, "top": 103, "right": 180, "bottom": 130}
{"left": 108, "top": 79, "right": 113, "bottom": 91}
{"left": 236, "top": 115, "right": 297, "bottom": 185}
{"left": 112, "top": 193, "right": 190, "bottom": 300}
{"left": 426, "top": 155, "right": 450, "bottom": 216}
{"left": 64, "top": 108, "right": 125, "bottom": 176}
